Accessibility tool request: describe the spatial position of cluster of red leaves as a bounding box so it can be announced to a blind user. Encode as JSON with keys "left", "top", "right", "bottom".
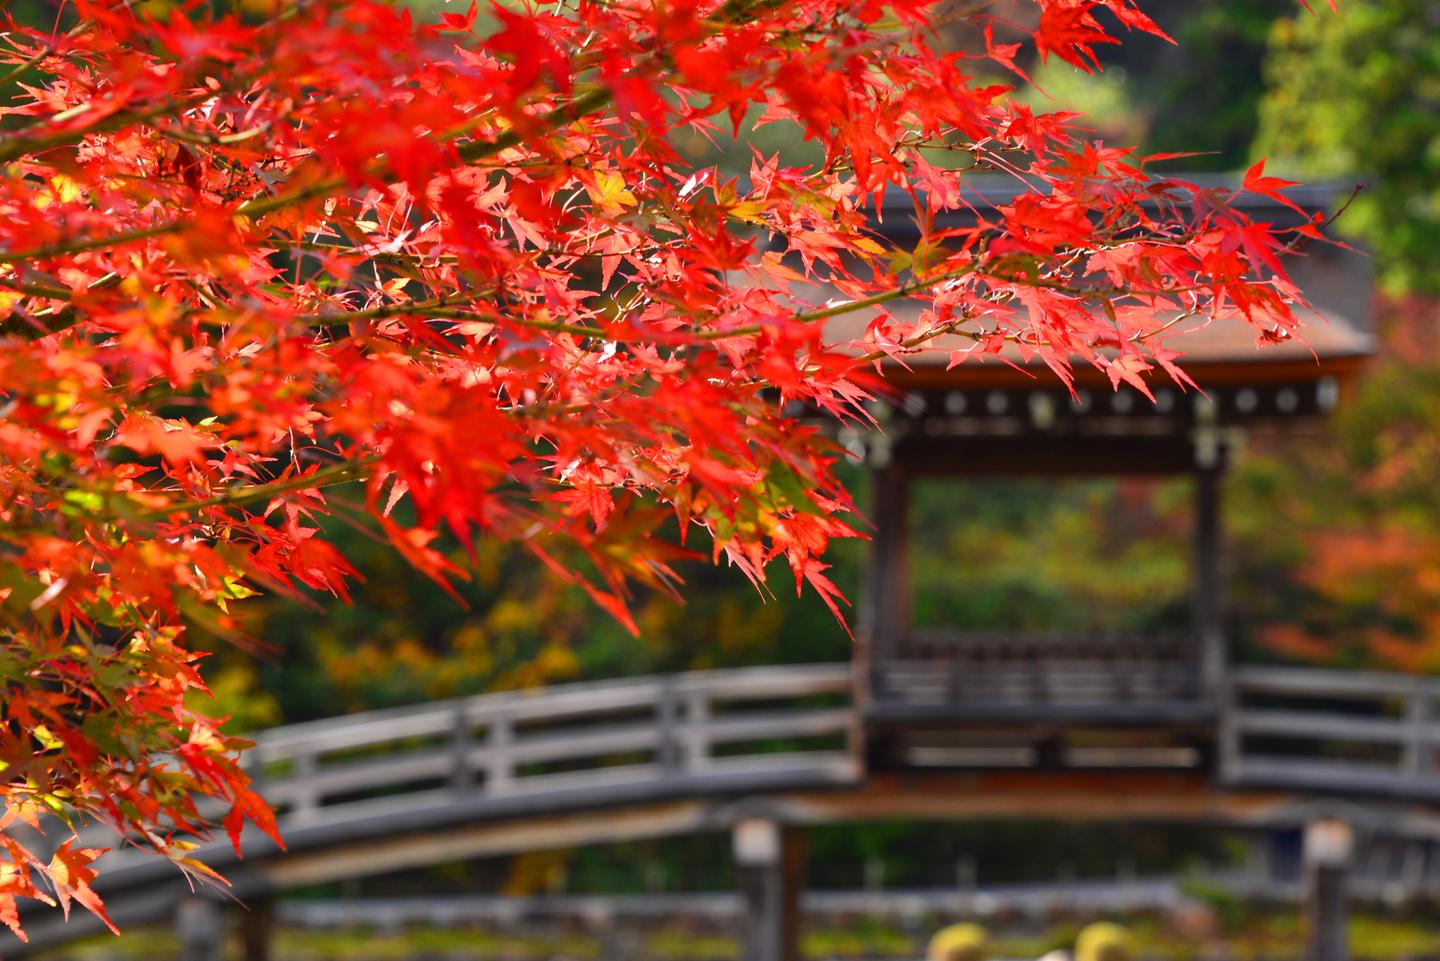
{"left": 0, "top": 0, "right": 1317, "bottom": 935}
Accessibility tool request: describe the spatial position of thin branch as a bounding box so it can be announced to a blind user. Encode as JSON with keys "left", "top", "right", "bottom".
{"left": 697, "top": 265, "right": 978, "bottom": 340}
{"left": 138, "top": 456, "right": 379, "bottom": 521}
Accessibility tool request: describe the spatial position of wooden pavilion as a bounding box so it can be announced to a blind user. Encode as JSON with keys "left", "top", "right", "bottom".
{"left": 848, "top": 179, "right": 1375, "bottom": 772}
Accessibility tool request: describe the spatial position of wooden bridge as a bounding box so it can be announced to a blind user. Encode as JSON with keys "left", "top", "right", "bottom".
{"left": 13, "top": 659, "right": 1440, "bottom": 959}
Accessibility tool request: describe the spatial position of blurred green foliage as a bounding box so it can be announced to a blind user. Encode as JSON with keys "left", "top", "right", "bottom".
{"left": 909, "top": 477, "right": 1190, "bottom": 633}
{"left": 1073, "top": 0, "right": 1293, "bottom": 170}
{"left": 1256, "top": 0, "right": 1440, "bottom": 295}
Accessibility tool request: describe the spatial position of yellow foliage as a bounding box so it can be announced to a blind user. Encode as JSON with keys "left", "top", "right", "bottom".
{"left": 503, "top": 850, "right": 571, "bottom": 896}
{"left": 586, "top": 171, "right": 637, "bottom": 215}
{"left": 927, "top": 923, "right": 988, "bottom": 961}
{"left": 1076, "top": 922, "right": 1135, "bottom": 961}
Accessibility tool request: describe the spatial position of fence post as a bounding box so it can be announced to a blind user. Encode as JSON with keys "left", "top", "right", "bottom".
{"left": 734, "top": 818, "right": 804, "bottom": 961}
{"left": 1304, "top": 817, "right": 1353, "bottom": 961}
{"left": 176, "top": 897, "right": 224, "bottom": 961}
{"left": 240, "top": 895, "right": 275, "bottom": 961}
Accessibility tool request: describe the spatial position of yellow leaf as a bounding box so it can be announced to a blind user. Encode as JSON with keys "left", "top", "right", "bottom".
{"left": 729, "top": 201, "right": 767, "bottom": 225}
{"left": 33, "top": 175, "right": 83, "bottom": 210}
{"left": 586, "top": 171, "right": 637, "bottom": 215}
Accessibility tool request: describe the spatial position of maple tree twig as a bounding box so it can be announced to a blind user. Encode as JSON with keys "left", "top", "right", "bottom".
{"left": 0, "top": 17, "right": 96, "bottom": 90}
{"left": 697, "top": 265, "right": 978, "bottom": 341}
{"left": 140, "top": 457, "right": 379, "bottom": 521}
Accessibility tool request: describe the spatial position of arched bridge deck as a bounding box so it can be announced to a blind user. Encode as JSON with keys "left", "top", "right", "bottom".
{"left": 11, "top": 662, "right": 1440, "bottom": 955}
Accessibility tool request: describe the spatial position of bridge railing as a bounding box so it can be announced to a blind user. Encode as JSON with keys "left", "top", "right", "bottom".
{"left": 1223, "top": 665, "right": 1440, "bottom": 798}
{"left": 871, "top": 629, "right": 1207, "bottom": 716}
{"left": 245, "top": 663, "right": 858, "bottom": 822}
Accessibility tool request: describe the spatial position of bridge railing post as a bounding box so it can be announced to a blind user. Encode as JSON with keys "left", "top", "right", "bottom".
{"left": 291, "top": 750, "right": 318, "bottom": 816}
{"left": 1402, "top": 685, "right": 1433, "bottom": 782}
{"left": 451, "top": 701, "right": 472, "bottom": 793}
{"left": 246, "top": 742, "right": 267, "bottom": 793}
{"left": 488, "top": 712, "right": 514, "bottom": 793}
{"left": 1216, "top": 673, "right": 1241, "bottom": 784}
{"left": 684, "top": 689, "right": 711, "bottom": 770}
{"left": 656, "top": 678, "right": 681, "bottom": 774}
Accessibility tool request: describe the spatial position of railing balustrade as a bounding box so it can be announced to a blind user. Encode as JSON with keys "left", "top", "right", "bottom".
{"left": 874, "top": 629, "right": 1206, "bottom": 709}
{"left": 1222, "top": 665, "right": 1440, "bottom": 798}
{"left": 245, "top": 664, "right": 857, "bottom": 822}
{"left": 71, "top": 661, "right": 1440, "bottom": 880}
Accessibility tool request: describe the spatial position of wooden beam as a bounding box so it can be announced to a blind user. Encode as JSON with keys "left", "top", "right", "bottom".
{"left": 263, "top": 800, "right": 718, "bottom": 889}
{"left": 1194, "top": 464, "right": 1226, "bottom": 698}
{"left": 893, "top": 435, "right": 1200, "bottom": 476}
{"left": 875, "top": 355, "right": 1370, "bottom": 392}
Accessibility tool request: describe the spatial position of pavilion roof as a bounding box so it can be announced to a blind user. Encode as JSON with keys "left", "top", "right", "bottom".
{"left": 843, "top": 175, "right": 1375, "bottom": 392}
{"left": 844, "top": 306, "right": 1374, "bottom": 391}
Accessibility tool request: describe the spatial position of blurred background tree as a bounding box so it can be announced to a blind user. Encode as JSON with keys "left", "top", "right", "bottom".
{"left": 1256, "top": 0, "right": 1440, "bottom": 297}
{"left": 1229, "top": 0, "right": 1440, "bottom": 668}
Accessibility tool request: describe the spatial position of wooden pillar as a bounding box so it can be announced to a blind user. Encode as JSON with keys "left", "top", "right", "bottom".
{"left": 240, "top": 895, "right": 275, "bottom": 961}
{"left": 734, "top": 818, "right": 804, "bottom": 961}
{"left": 859, "top": 463, "right": 910, "bottom": 703}
{"left": 1193, "top": 463, "right": 1225, "bottom": 698}
{"left": 1304, "top": 818, "right": 1353, "bottom": 961}
{"left": 175, "top": 897, "right": 224, "bottom": 961}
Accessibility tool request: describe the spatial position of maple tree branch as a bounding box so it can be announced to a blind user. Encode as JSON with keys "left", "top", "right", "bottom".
{"left": 0, "top": 221, "right": 192, "bottom": 265}
{"left": 139, "top": 457, "right": 379, "bottom": 521}
{"left": 0, "top": 272, "right": 122, "bottom": 339}
{"left": 344, "top": 267, "right": 984, "bottom": 345}
{"left": 792, "top": 267, "right": 978, "bottom": 324}
{"left": 153, "top": 123, "right": 271, "bottom": 147}
{"left": 0, "top": 86, "right": 241, "bottom": 166}
{"left": 0, "top": 43, "right": 57, "bottom": 91}
{"left": 292, "top": 295, "right": 471, "bottom": 327}
{"left": 850, "top": 312, "right": 978, "bottom": 365}
{"left": 0, "top": 18, "right": 96, "bottom": 90}
{"left": 292, "top": 296, "right": 612, "bottom": 339}
{"left": 0, "top": 276, "right": 71, "bottom": 300}
{"left": 697, "top": 265, "right": 979, "bottom": 341}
